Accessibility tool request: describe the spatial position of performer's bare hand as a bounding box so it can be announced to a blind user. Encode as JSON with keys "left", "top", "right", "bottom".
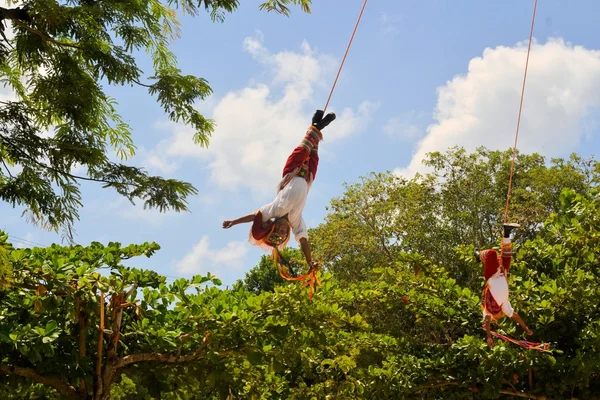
{"left": 487, "top": 337, "right": 494, "bottom": 348}
{"left": 222, "top": 220, "right": 234, "bottom": 229}
{"left": 525, "top": 327, "right": 533, "bottom": 336}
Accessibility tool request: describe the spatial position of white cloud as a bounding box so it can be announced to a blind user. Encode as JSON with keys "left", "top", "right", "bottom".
{"left": 145, "top": 32, "right": 379, "bottom": 197}
{"left": 70, "top": 162, "right": 86, "bottom": 175}
{"left": 384, "top": 111, "right": 429, "bottom": 141}
{"left": 380, "top": 12, "right": 402, "bottom": 37}
{"left": 0, "top": 84, "right": 16, "bottom": 103}
{"left": 105, "top": 198, "right": 182, "bottom": 226}
{"left": 198, "top": 193, "right": 219, "bottom": 205}
{"left": 396, "top": 38, "right": 600, "bottom": 178}
{"left": 136, "top": 146, "right": 178, "bottom": 175}
{"left": 174, "top": 235, "right": 248, "bottom": 275}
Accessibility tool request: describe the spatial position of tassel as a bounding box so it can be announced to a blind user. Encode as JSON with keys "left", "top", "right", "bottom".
{"left": 272, "top": 248, "right": 322, "bottom": 299}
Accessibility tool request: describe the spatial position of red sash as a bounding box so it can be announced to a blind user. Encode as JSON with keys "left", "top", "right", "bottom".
{"left": 481, "top": 284, "right": 503, "bottom": 321}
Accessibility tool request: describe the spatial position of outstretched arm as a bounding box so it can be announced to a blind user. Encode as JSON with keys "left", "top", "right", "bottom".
{"left": 223, "top": 213, "right": 255, "bottom": 229}
{"left": 511, "top": 312, "right": 533, "bottom": 335}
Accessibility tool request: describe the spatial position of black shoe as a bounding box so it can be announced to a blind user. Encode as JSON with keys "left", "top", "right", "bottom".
{"left": 503, "top": 223, "right": 520, "bottom": 238}
{"left": 316, "top": 112, "right": 336, "bottom": 130}
{"left": 474, "top": 250, "right": 481, "bottom": 263}
{"left": 312, "top": 109, "right": 324, "bottom": 127}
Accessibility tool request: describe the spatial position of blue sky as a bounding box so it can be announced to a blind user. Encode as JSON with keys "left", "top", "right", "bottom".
{"left": 2, "top": 0, "right": 600, "bottom": 286}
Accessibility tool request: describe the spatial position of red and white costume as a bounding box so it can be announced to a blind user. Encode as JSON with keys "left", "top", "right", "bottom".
{"left": 480, "top": 238, "right": 514, "bottom": 321}
{"left": 249, "top": 126, "right": 322, "bottom": 250}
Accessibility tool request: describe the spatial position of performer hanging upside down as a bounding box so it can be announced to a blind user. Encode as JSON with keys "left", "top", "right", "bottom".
{"left": 222, "top": 109, "right": 336, "bottom": 272}
{"left": 475, "top": 223, "right": 533, "bottom": 348}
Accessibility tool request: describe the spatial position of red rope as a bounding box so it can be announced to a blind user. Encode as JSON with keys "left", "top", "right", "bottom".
{"left": 482, "top": 324, "right": 551, "bottom": 352}
{"left": 503, "top": 0, "right": 538, "bottom": 223}
{"left": 323, "top": 0, "right": 369, "bottom": 113}
{"left": 274, "top": 248, "right": 321, "bottom": 299}
{"left": 490, "top": 330, "right": 552, "bottom": 353}
{"left": 272, "top": 1, "right": 370, "bottom": 299}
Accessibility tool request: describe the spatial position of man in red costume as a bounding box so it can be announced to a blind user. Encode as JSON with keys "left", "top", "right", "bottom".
{"left": 222, "top": 110, "right": 336, "bottom": 271}
{"left": 475, "top": 223, "right": 533, "bottom": 348}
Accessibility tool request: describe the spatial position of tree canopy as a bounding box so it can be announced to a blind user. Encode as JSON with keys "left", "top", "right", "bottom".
{"left": 234, "top": 247, "right": 307, "bottom": 294}
{"left": 2, "top": 147, "right": 597, "bottom": 399}
{"left": 0, "top": 0, "right": 312, "bottom": 240}
{"left": 310, "top": 147, "right": 599, "bottom": 287}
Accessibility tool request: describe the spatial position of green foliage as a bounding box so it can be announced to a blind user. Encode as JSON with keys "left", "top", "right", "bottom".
{"left": 0, "top": 233, "right": 402, "bottom": 399}
{"left": 1, "top": 147, "right": 599, "bottom": 399}
{"left": 0, "top": 0, "right": 313, "bottom": 240}
{"left": 0, "top": 233, "right": 12, "bottom": 289}
{"left": 311, "top": 147, "right": 598, "bottom": 289}
{"left": 0, "top": 378, "right": 63, "bottom": 399}
{"left": 110, "top": 375, "right": 151, "bottom": 400}
{"left": 236, "top": 247, "right": 306, "bottom": 294}
{"left": 311, "top": 171, "right": 441, "bottom": 283}
{"left": 259, "top": 0, "right": 312, "bottom": 16}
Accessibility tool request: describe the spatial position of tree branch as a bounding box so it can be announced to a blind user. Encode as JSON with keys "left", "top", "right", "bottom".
{"left": 11, "top": 282, "right": 69, "bottom": 297}
{"left": 122, "top": 330, "right": 215, "bottom": 368}
{"left": 499, "top": 389, "right": 550, "bottom": 400}
{"left": 11, "top": 20, "right": 81, "bottom": 50}
{"left": 503, "top": 378, "right": 519, "bottom": 394}
{"left": 133, "top": 79, "right": 154, "bottom": 89}
{"left": 358, "top": 210, "right": 394, "bottom": 261}
{"left": 179, "top": 331, "right": 202, "bottom": 342}
{"left": 1, "top": 158, "right": 13, "bottom": 178}
{"left": 100, "top": 293, "right": 126, "bottom": 397}
{"left": 124, "top": 284, "right": 138, "bottom": 299}
{"left": 413, "top": 381, "right": 544, "bottom": 398}
{"left": 0, "top": 363, "right": 79, "bottom": 400}
{"left": 118, "top": 351, "right": 207, "bottom": 367}
{"left": 0, "top": 133, "right": 143, "bottom": 188}
{"left": 118, "top": 348, "right": 234, "bottom": 369}
{"left": 412, "top": 381, "right": 458, "bottom": 392}
{"left": 75, "top": 295, "right": 87, "bottom": 394}
{"left": 94, "top": 293, "right": 105, "bottom": 400}
{"left": 1, "top": 6, "right": 78, "bottom": 50}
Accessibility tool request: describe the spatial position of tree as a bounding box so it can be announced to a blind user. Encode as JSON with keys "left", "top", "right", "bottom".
{"left": 236, "top": 247, "right": 306, "bottom": 294}
{"left": 422, "top": 147, "right": 595, "bottom": 247}
{"left": 0, "top": 0, "right": 313, "bottom": 240}
{"left": 310, "top": 171, "right": 441, "bottom": 283}
{"left": 0, "top": 235, "right": 213, "bottom": 400}
{"left": 304, "top": 186, "right": 600, "bottom": 399}
{"left": 3, "top": 145, "right": 600, "bottom": 399}
{"left": 310, "top": 147, "right": 598, "bottom": 288}
{"left": 0, "top": 234, "right": 397, "bottom": 400}
{"left": 2, "top": 182, "right": 600, "bottom": 399}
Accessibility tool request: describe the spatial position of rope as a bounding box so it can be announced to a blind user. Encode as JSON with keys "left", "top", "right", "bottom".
{"left": 482, "top": 324, "right": 551, "bottom": 352}
{"left": 491, "top": 331, "right": 552, "bottom": 353}
{"left": 323, "top": 0, "right": 369, "bottom": 113}
{"left": 503, "top": 0, "right": 538, "bottom": 223}
{"left": 488, "top": 1, "right": 546, "bottom": 354}
{"left": 270, "top": 0, "right": 370, "bottom": 299}
{"left": 273, "top": 248, "right": 321, "bottom": 299}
